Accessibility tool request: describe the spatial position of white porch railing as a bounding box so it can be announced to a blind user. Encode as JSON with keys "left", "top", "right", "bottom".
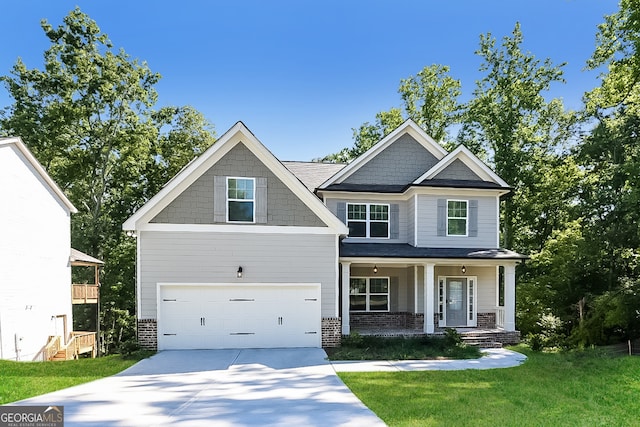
{"left": 496, "top": 307, "right": 505, "bottom": 329}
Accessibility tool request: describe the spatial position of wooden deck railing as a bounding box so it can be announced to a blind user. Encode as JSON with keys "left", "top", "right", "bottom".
{"left": 72, "top": 284, "right": 99, "bottom": 304}
{"left": 42, "top": 336, "right": 61, "bottom": 361}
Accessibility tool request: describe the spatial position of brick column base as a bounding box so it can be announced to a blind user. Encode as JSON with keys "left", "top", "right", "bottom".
{"left": 137, "top": 319, "right": 157, "bottom": 351}
{"left": 322, "top": 317, "right": 341, "bottom": 348}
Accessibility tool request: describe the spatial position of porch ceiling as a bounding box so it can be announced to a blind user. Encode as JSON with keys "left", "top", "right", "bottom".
{"left": 339, "top": 242, "right": 527, "bottom": 261}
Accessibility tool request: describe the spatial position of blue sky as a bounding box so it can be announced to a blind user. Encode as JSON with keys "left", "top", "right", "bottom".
{"left": 0, "top": 1, "right": 617, "bottom": 161}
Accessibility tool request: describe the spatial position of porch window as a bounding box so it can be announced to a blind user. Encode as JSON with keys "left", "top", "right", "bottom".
{"left": 227, "top": 177, "right": 255, "bottom": 222}
{"left": 447, "top": 200, "right": 467, "bottom": 236}
{"left": 349, "top": 277, "right": 389, "bottom": 311}
{"left": 347, "top": 203, "right": 389, "bottom": 238}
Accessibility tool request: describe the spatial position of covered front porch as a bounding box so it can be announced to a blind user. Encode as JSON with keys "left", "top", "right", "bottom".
{"left": 339, "top": 244, "right": 525, "bottom": 344}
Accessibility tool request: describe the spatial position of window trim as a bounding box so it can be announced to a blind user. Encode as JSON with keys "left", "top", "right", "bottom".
{"left": 446, "top": 199, "right": 468, "bottom": 237}
{"left": 349, "top": 276, "right": 390, "bottom": 312}
{"left": 226, "top": 177, "right": 256, "bottom": 223}
{"left": 346, "top": 203, "right": 390, "bottom": 239}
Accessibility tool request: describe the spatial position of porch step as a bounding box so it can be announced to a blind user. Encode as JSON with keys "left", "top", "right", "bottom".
{"left": 51, "top": 350, "right": 68, "bottom": 361}
{"left": 460, "top": 332, "right": 503, "bottom": 348}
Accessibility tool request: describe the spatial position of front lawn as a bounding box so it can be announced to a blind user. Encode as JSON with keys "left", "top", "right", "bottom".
{"left": 339, "top": 345, "right": 640, "bottom": 426}
{"left": 326, "top": 333, "right": 481, "bottom": 360}
{"left": 0, "top": 353, "right": 151, "bottom": 404}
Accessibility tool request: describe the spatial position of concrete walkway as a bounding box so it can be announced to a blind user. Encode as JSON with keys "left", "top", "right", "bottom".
{"left": 15, "top": 348, "right": 526, "bottom": 426}
{"left": 331, "top": 347, "right": 527, "bottom": 372}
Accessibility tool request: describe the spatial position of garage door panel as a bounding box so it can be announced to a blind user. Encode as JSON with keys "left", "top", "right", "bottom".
{"left": 159, "top": 284, "right": 321, "bottom": 350}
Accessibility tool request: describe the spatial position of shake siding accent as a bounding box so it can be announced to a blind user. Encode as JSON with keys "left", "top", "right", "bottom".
{"left": 342, "top": 134, "right": 440, "bottom": 185}
{"left": 417, "top": 195, "right": 497, "bottom": 248}
{"left": 139, "top": 231, "right": 337, "bottom": 318}
{"left": 151, "top": 142, "right": 325, "bottom": 227}
{"left": 431, "top": 158, "right": 484, "bottom": 181}
{"left": 325, "top": 198, "right": 408, "bottom": 243}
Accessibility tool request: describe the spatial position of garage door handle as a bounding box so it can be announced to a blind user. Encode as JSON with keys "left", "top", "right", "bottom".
{"left": 163, "top": 299, "right": 176, "bottom": 302}
{"left": 200, "top": 317, "right": 206, "bottom": 326}
{"left": 163, "top": 333, "right": 176, "bottom": 336}
{"left": 229, "top": 298, "right": 255, "bottom": 302}
{"left": 278, "top": 316, "right": 283, "bottom": 325}
{"left": 304, "top": 298, "right": 317, "bottom": 301}
{"left": 230, "top": 332, "right": 255, "bottom": 335}
{"left": 305, "top": 331, "right": 317, "bottom": 334}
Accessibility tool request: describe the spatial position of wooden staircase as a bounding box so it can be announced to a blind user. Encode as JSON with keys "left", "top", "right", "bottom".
{"left": 44, "top": 332, "right": 97, "bottom": 361}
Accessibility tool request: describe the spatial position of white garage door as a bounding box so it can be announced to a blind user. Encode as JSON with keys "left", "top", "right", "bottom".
{"left": 158, "top": 284, "right": 321, "bottom": 350}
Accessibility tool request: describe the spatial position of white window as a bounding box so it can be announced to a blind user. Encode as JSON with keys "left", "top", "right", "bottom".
{"left": 347, "top": 203, "right": 389, "bottom": 238}
{"left": 447, "top": 200, "right": 468, "bottom": 236}
{"left": 349, "top": 277, "right": 389, "bottom": 312}
{"left": 227, "top": 177, "right": 255, "bottom": 222}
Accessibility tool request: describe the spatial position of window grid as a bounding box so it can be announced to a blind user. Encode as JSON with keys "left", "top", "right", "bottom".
{"left": 227, "top": 177, "right": 255, "bottom": 223}
{"left": 447, "top": 200, "right": 468, "bottom": 236}
{"left": 349, "top": 277, "right": 390, "bottom": 312}
{"left": 346, "top": 203, "right": 390, "bottom": 239}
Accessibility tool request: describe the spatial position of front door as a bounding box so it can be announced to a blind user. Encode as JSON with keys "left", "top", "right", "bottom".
{"left": 446, "top": 278, "right": 467, "bottom": 326}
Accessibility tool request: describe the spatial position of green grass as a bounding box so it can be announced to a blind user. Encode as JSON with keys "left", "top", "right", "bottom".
{"left": 339, "top": 345, "right": 640, "bottom": 426}
{"left": 326, "top": 334, "right": 481, "bottom": 360}
{"left": 0, "top": 353, "right": 152, "bottom": 404}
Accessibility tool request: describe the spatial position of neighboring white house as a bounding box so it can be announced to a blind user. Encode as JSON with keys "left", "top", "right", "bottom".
{"left": 0, "top": 137, "right": 77, "bottom": 361}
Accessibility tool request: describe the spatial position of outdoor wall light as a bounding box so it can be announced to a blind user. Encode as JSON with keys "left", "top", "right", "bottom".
{"left": 461, "top": 265, "right": 467, "bottom": 274}
{"left": 125, "top": 230, "right": 136, "bottom": 238}
{"left": 237, "top": 266, "right": 243, "bottom": 278}
{"left": 373, "top": 265, "right": 378, "bottom": 274}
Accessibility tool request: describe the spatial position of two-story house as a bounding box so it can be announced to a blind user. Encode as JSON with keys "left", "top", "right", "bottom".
{"left": 124, "top": 120, "right": 525, "bottom": 351}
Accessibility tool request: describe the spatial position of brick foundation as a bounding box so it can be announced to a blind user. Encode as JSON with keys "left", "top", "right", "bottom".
{"left": 137, "top": 319, "right": 157, "bottom": 350}
{"left": 477, "top": 312, "right": 496, "bottom": 328}
{"left": 322, "top": 317, "right": 342, "bottom": 348}
{"left": 350, "top": 312, "right": 424, "bottom": 330}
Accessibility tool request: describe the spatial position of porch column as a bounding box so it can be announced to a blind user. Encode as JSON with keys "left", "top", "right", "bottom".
{"left": 423, "top": 263, "right": 435, "bottom": 333}
{"left": 341, "top": 262, "right": 351, "bottom": 335}
{"left": 504, "top": 263, "right": 516, "bottom": 332}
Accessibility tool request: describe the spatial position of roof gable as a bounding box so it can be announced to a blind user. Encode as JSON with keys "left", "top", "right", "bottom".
{"left": 123, "top": 122, "right": 348, "bottom": 233}
{"left": 413, "top": 145, "right": 510, "bottom": 188}
{"left": 320, "top": 119, "right": 447, "bottom": 188}
{"left": 0, "top": 137, "right": 77, "bottom": 213}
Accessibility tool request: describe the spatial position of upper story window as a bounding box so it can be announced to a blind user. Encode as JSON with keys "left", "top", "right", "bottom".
{"left": 227, "top": 177, "right": 255, "bottom": 222}
{"left": 347, "top": 203, "right": 389, "bottom": 238}
{"left": 447, "top": 200, "right": 468, "bottom": 236}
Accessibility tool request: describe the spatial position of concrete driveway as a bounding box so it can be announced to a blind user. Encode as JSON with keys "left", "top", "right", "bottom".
{"left": 17, "top": 348, "right": 386, "bottom": 427}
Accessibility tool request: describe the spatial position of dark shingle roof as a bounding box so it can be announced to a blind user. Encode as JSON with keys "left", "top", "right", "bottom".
{"left": 282, "top": 161, "right": 346, "bottom": 192}
{"left": 321, "top": 179, "right": 506, "bottom": 194}
{"left": 340, "top": 243, "right": 527, "bottom": 260}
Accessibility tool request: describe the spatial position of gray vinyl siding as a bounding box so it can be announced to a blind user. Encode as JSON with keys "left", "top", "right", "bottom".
{"left": 431, "top": 158, "right": 484, "bottom": 181}
{"left": 139, "top": 231, "right": 337, "bottom": 318}
{"left": 151, "top": 142, "right": 325, "bottom": 227}
{"left": 416, "top": 194, "right": 497, "bottom": 248}
{"left": 342, "top": 134, "right": 440, "bottom": 185}
{"left": 325, "top": 198, "right": 408, "bottom": 243}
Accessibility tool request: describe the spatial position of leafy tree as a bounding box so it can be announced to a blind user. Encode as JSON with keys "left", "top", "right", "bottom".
{"left": 462, "top": 22, "right": 577, "bottom": 251}
{"left": 0, "top": 8, "right": 216, "bottom": 353}
{"left": 320, "top": 64, "right": 462, "bottom": 162}
{"left": 399, "top": 64, "right": 462, "bottom": 143}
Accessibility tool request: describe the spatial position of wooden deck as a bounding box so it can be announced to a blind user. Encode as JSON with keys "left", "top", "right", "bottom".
{"left": 72, "top": 284, "right": 99, "bottom": 304}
